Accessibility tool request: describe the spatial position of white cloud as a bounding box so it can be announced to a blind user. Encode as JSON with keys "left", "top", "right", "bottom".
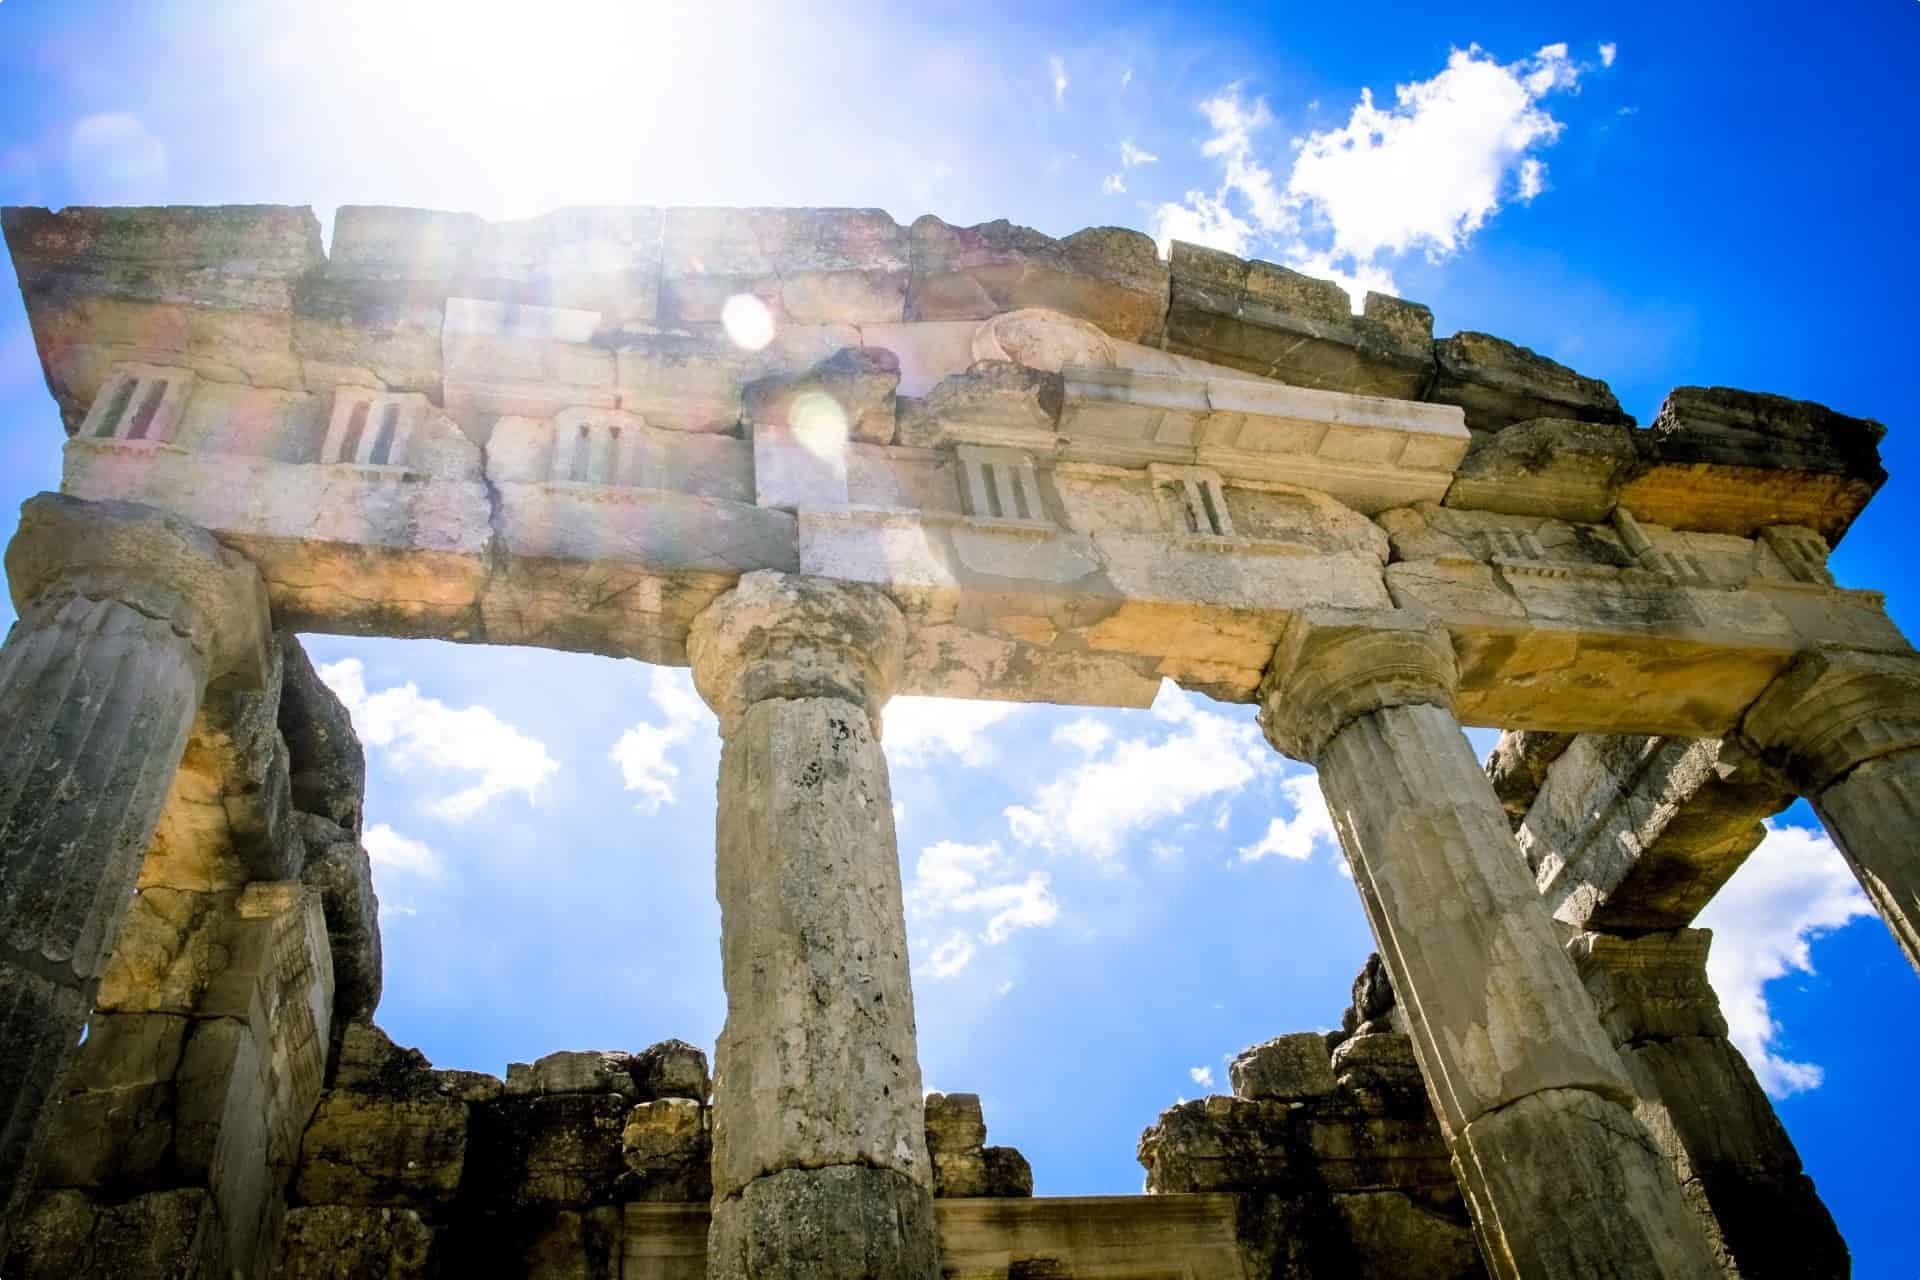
{"left": 1120, "top": 139, "right": 1159, "bottom": 167}
{"left": 610, "top": 667, "right": 712, "bottom": 813}
{"left": 1006, "top": 681, "right": 1275, "bottom": 859}
{"left": 1153, "top": 44, "right": 1590, "bottom": 307}
{"left": 1698, "top": 821, "right": 1876, "bottom": 1097}
{"left": 1599, "top": 42, "right": 1618, "bottom": 68}
{"left": 1239, "top": 773, "right": 1337, "bottom": 863}
{"left": 1517, "top": 157, "right": 1546, "bottom": 202}
{"left": 885, "top": 696, "right": 1022, "bottom": 768}
{"left": 1102, "top": 173, "right": 1126, "bottom": 195}
{"left": 1121, "top": 67, "right": 1133, "bottom": 90}
{"left": 68, "top": 112, "right": 167, "bottom": 196}
{"left": 1150, "top": 190, "right": 1256, "bottom": 257}
{"left": 364, "top": 822, "right": 442, "bottom": 879}
{"left": 908, "top": 840, "right": 1059, "bottom": 978}
{"left": 1050, "top": 55, "right": 1069, "bottom": 104}
{"left": 1189, "top": 1065, "right": 1214, "bottom": 1088}
{"left": 321, "top": 659, "right": 560, "bottom": 820}
{"left": 1053, "top": 718, "right": 1113, "bottom": 756}
{"left": 926, "top": 931, "right": 977, "bottom": 979}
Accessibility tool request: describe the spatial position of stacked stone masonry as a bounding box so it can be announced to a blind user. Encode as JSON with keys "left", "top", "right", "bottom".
{"left": 0, "top": 200, "right": 1903, "bottom": 1276}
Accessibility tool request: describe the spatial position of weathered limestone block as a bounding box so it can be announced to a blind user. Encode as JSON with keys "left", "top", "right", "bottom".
{"left": 96, "top": 888, "right": 242, "bottom": 1012}
{"left": 295, "top": 1026, "right": 478, "bottom": 1210}
{"left": 1569, "top": 930, "right": 1850, "bottom": 1279}
{"left": 4, "top": 204, "right": 322, "bottom": 426}
{"left": 442, "top": 296, "right": 616, "bottom": 424}
{"left": 1, "top": 1189, "right": 96, "bottom": 1280}
{"left": 522, "top": 1205, "right": 625, "bottom": 1280}
{"left": 198, "top": 884, "right": 335, "bottom": 1176}
{"left": 743, "top": 345, "right": 901, "bottom": 446}
{"left": 706, "top": 1164, "right": 938, "bottom": 1280}
{"left": 622, "top": 1098, "right": 713, "bottom": 1203}
{"left": 1627, "top": 386, "right": 1886, "bottom": 542}
{"left": 37, "top": 1012, "right": 187, "bottom": 1190}
{"left": 631, "top": 1039, "right": 711, "bottom": 1103}
{"left": 1483, "top": 730, "right": 1574, "bottom": 828}
{"left": 907, "top": 216, "right": 1166, "bottom": 342}
{"left": 894, "top": 361, "right": 1063, "bottom": 450}
{"left": 922, "top": 1092, "right": 1030, "bottom": 1199}
{"left": 1331, "top": 1033, "right": 1426, "bottom": 1100}
{"left": 1742, "top": 645, "right": 1920, "bottom": 974}
{"left": 465, "top": 1092, "right": 636, "bottom": 1210}
{"left": 662, "top": 207, "right": 907, "bottom": 327}
{"left": 187, "top": 632, "right": 301, "bottom": 883}
{"left": 1137, "top": 1068, "right": 1471, "bottom": 1280}
{"left": 278, "top": 636, "right": 365, "bottom": 833}
{"left": 1229, "top": 1033, "right": 1337, "bottom": 1101}
{"left": 0, "top": 494, "right": 268, "bottom": 1250}
{"left": 295, "top": 1090, "right": 469, "bottom": 1208}
{"left": 1444, "top": 418, "right": 1639, "bottom": 521}
{"left": 297, "top": 814, "right": 382, "bottom": 1026}
{"left": 276, "top": 1204, "right": 437, "bottom": 1280}
{"left": 1258, "top": 615, "right": 1719, "bottom": 1279}
{"left": 1161, "top": 241, "right": 1433, "bottom": 398}
{"left": 1430, "top": 331, "right": 1631, "bottom": 433}
{"left": 1334, "top": 1190, "right": 1485, "bottom": 1280}
{"left": 506, "top": 1051, "right": 640, "bottom": 1098}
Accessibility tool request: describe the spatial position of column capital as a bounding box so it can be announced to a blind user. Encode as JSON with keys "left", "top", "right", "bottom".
{"left": 1256, "top": 611, "right": 1458, "bottom": 762}
{"left": 688, "top": 570, "right": 907, "bottom": 728}
{"left": 1740, "top": 644, "right": 1920, "bottom": 792}
{"left": 6, "top": 493, "right": 270, "bottom": 686}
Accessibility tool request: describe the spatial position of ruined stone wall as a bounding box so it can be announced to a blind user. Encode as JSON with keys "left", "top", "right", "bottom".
{"left": 1138, "top": 947, "right": 1848, "bottom": 1280}
{"left": 2, "top": 631, "right": 377, "bottom": 1280}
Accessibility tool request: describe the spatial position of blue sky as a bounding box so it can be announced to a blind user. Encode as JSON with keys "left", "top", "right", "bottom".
{"left": 2, "top": 0, "right": 1917, "bottom": 1271}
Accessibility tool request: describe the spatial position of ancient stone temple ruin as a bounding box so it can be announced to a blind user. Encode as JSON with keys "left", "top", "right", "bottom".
{"left": 0, "top": 202, "right": 1902, "bottom": 1277}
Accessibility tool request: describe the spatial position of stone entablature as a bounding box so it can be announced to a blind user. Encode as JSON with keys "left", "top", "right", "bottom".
{"left": 6, "top": 203, "right": 1898, "bottom": 737}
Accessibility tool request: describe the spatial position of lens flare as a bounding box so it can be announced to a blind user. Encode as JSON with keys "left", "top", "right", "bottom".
{"left": 721, "top": 293, "right": 775, "bottom": 351}
{"left": 789, "top": 390, "right": 849, "bottom": 461}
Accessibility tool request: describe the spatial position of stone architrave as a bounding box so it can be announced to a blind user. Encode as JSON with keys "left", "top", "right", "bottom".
{"left": 1742, "top": 645, "right": 1920, "bottom": 975}
{"left": 0, "top": 493, "right": 270, "bottom": 1253}
{"left": 1257, "top": 613, "right": 1719, "bottom": 1280}
{"left": 687, "top": 571, "right": 937, "bottom": 1280}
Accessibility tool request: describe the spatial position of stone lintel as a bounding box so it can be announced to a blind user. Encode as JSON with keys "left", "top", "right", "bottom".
{"left": 1520, "top": 734, "right": 1792, "bottom": 934}
{"left": 7, "top": 493, "right": 270, "bottom": 686}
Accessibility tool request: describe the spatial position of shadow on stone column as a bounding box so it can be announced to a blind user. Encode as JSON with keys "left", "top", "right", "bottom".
{"left": 0, "top": 493, "right": 269, "bottom": 1255}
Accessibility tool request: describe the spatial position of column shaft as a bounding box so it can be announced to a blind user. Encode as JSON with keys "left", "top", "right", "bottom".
{"left": 1313, "top": 702, "right": 1718, "bottom": 1279}
{"left": 0, "top": 492, "right": 269, "bottom": 1255}
{"left": 1814, "top": 748, "right": 1920, "bottom": 973}
{"left": 690, "top": 572, "right": 935, "bottom": 1280}
{"left": 0, "top": 598, "right": 205, "bottom": 1230}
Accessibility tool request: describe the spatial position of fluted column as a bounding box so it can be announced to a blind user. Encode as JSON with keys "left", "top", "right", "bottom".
{"left": 0, "top": 493, "right": 270, "bottom": 1250}
{"left": 1742, "top": 645, "right": 1920, "bottom": 975}
{"left": 1258, "top": 613, "right": 1718, "bottom": 1280}
{"left": 1570, "top": 929, "right": 1849, "bottom": 1278}
{"left": 688, "top": 571, "right": 936, "bottom": 1280}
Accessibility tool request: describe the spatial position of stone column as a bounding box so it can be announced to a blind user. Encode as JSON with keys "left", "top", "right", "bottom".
{"left": 1257, "top": 613, "right": 1719, "bottom": 1280}
{"left": 687, "top": 571, "right": 936, "bottom": 1280}
{"left": 1742, "top": 645, "right": 1920, "bottom": 975}
{"left": 0, "top": 494, "right": 270, "bottom": 1249}
{"left": 1570, "top": 929, "right": 1848, "bottom": 1278}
